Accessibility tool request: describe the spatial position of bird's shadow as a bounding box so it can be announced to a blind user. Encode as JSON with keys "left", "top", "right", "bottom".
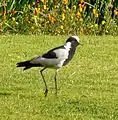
{"left": 0, "top": 92, "right": 12, "bottom": 96}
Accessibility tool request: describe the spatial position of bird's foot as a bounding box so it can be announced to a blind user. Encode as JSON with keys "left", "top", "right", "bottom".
{"left": 44, "top": 88, "right": 48, "bottom": 97}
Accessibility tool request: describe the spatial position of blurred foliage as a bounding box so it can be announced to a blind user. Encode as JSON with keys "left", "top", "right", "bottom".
{"left": 0, "top": 0, "right": 118, "bottom": 35}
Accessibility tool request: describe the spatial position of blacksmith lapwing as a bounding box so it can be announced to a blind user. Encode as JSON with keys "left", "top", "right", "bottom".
{"left": 17, "top": 36, "right": 81, "bottom": 97}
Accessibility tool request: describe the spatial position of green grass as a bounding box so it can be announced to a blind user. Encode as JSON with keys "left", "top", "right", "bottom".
{"left": 0, "top": 35, "right": 118, "bottom": 120}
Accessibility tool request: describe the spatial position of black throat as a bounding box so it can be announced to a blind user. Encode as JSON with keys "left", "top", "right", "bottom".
{"left": 63, "top": 39, "right": 79, "bottom": 66}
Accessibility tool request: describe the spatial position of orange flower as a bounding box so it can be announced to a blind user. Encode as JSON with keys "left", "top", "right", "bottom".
{"left": 48, "top": 15, "right": 56, "bottom": 24}
{"left": 76, "top": 11, "right": 81, "bottom": 18}
{"left": 63, "top": 0, "right": 68, "bottom": 5}
{"left": 94, "top": 13, "right": 98, "bottom": 18}
{"left": 80, "top": 0, "right": 84, "bottom": 4}
{"left": 34, "top": 8, "right": 40, "bottom": 15}
{"left": 48, "top": 14, "right": 52, "bottom": 20}
{"left": 114, "top": 9, "right": 118, "bottom": 16}
{"left": 51, "top": 17, "right": 56, "bottom": 24}
{"left": 79, "top": 3, "right": 86, "bottom": 12}
{"left": 93, "top": 9, "right": 96, "bottom": 14}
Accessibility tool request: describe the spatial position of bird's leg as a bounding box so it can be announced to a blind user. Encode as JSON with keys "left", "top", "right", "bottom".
{"left": 54, "top": 69, "right": 58, "bottom": 96}
{"left": 40, "top": 68, "right": 48, "bottom": 97}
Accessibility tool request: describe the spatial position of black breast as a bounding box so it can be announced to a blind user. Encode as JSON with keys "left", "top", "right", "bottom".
{"left": 63, "top": 47, "right": 76, "bottom": 66}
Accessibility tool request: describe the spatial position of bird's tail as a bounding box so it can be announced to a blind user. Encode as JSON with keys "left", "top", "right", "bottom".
{"left": 16, "top": 60, "right": 32, "bottom": 70}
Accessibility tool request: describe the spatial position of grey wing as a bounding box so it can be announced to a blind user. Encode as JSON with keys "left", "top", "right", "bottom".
{"left": 29, "top": 54, "right": 59, "bottom": 68}
{"left": 30, "top": 47, "right": 68, "bottom": 68}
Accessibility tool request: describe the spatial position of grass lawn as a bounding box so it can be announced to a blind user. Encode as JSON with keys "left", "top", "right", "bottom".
{"left": 0, "top": 35, "right": 118, "bottom": 120}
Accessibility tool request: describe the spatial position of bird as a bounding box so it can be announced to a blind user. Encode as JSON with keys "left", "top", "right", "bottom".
{"left": 16, "top": 35, "right": 81, "bottom": 97}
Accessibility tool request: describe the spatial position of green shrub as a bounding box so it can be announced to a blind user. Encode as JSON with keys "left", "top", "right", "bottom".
{"left": 0, "top": 0, "right": 118, "bottom": 35}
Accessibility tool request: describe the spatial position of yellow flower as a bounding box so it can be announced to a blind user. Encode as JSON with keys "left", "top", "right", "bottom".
{"left": 93, "top": 9, "right": 96, "bottom": 14}
{"left": 73, "top": 5, "right": 76, "bottom": 10}
{"left": 60, "top": 25, "right": 64, "bottom": 29}
{"left": 93, "top": 9, "right": 98, "bottom": 18}
{"left": 79, "top": 2, "right": 86, "bottom": 12}
{"left": 12, "top": 17, "right": 15, "bottom": 21}
{"left": 62, "top": 13, "right": 65, "bottom": 20}
{"left": 79, "top": 4, "right": 83, "bottom": 12}
{"left": 28, "top": 4, "right": 30, "bottom": 9}
{"left": 31, "top": 26, "right": 34, "bottom": 29}
{"left": 44, "top": 4, "right": 46, "bottom": 9}
{"left": 15, "top": 22, "right": 18, "bottom": 25}
{"left": 33, "top": 16, "right": 38, "bottom": 26}
{"left": 94, "top": 24, "right": 98, "bottom": 27}
{"left": 102, "top": 21, "right": 106, "bottom": 25}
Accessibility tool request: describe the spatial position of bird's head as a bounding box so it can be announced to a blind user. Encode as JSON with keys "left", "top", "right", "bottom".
{"left": 66, "top": 36, "right": 81, "bottom": 47}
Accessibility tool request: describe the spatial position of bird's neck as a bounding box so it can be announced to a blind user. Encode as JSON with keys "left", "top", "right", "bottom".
{"left": 64, "top": 42, "right": 71, "bottom": 50}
